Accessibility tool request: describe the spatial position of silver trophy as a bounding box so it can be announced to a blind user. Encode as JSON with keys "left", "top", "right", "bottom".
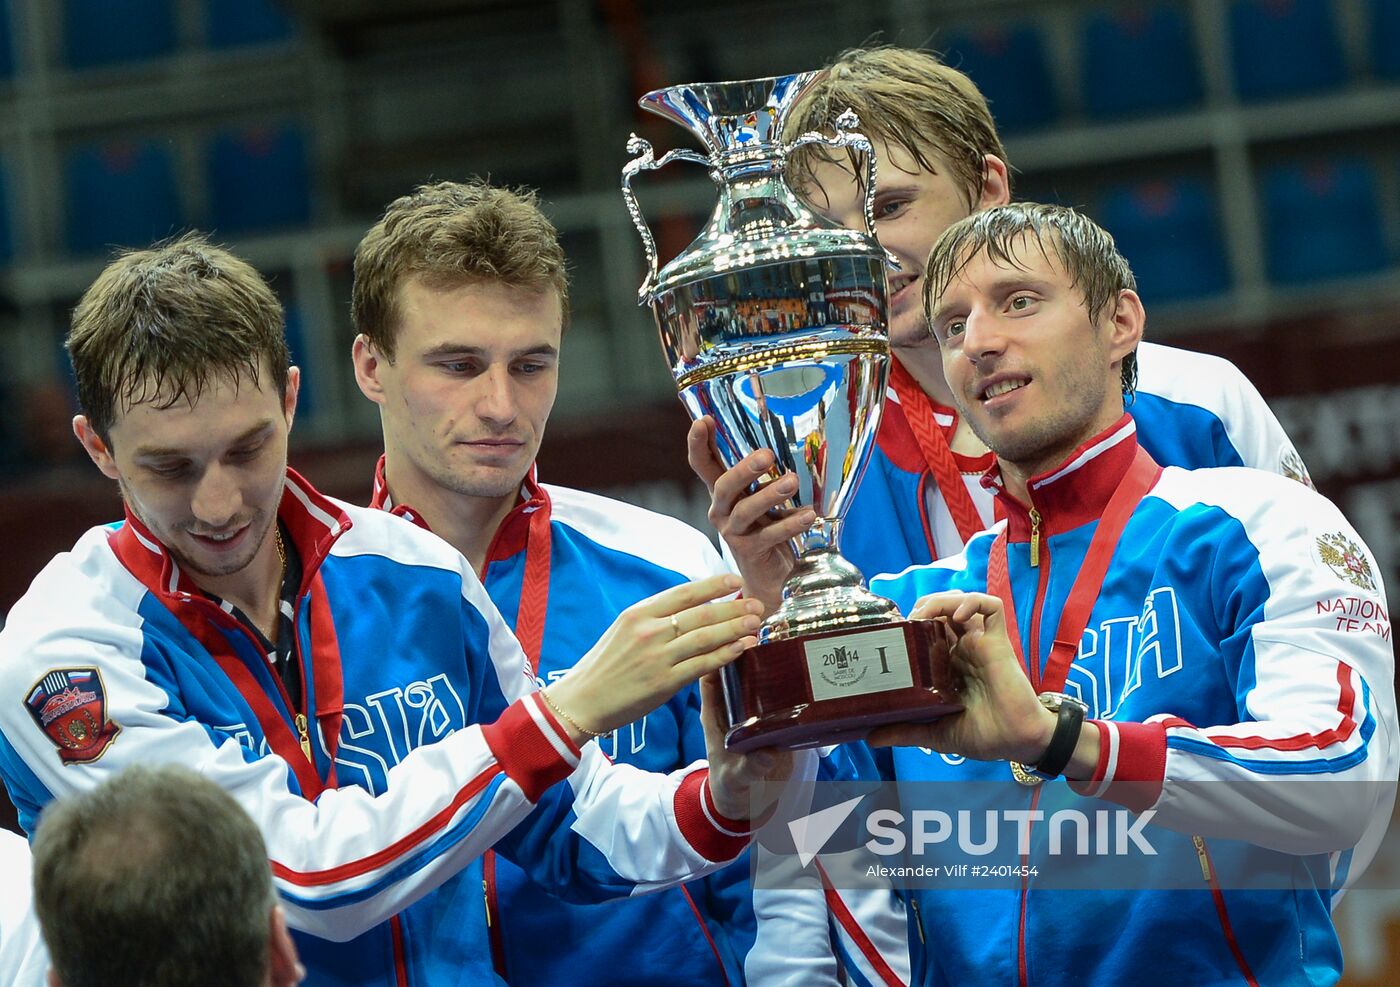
{"left": 622, "top": 72, "right": 958, "bottom": 751}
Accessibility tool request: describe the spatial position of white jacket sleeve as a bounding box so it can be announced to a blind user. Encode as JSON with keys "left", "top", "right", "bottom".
{"left": 0, "top": 550, "right": 750, "bottom": 943}
{"left": 1076, "top": 472, "right": 1396, "bottom": 860}
{"left": 745, "top": 746, "right": 912, "bottom": 987}
{"left": 0, "top": 832, "right": 47, "bottom": 987}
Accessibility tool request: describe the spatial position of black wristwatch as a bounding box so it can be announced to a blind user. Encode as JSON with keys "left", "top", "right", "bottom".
{"left": 1010, "top": 692, "right": 1088, "bottom": 786}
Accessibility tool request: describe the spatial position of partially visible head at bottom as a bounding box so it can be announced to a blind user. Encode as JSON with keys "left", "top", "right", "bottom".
{"left": 31, "top": 763, "right": 303, "bottom": 987}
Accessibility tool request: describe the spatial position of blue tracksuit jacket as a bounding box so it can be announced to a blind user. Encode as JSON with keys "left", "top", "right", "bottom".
{"left": 865, "top": 416, "right": 1395, "bottom": 987}
{"left": 0, "top": 469, "right": 755, "bottom": 987}
{"left": 372, "top": 459, "right": 755, "bottom": 985}
{"left": 821, "top": 342, "right": 1315, "bottom": 982}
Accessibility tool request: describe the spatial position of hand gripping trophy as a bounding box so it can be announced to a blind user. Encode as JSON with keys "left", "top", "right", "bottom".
{"left": 622, "top": 72, "right": 960, "bottom": 752}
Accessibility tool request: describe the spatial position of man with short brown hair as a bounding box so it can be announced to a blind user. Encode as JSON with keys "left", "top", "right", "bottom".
{"left": 351, "top": 179, "right": 770, "bottom": 984}
{"left": 0, "top": 232, "right": 781, "bottom": 987}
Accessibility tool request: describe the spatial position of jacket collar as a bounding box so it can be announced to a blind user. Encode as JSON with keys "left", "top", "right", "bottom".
{"left": 983, "top": 414, "right": 1139, "bottom": 542}
{"left": 370, "top": 453, "right": 431, "bottom": 532}
{"left": 110, "top": 467, "right": 353, "bottom": 603}
{"left": 369, "top": 453, "right": 550, "bottom": 568}
{"left": 479, "top": 467, "right": 549, "bottom": 569}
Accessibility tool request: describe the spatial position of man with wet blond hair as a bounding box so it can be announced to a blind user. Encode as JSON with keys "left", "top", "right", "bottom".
{"left": 710, "top": 199, "right": 1393, "bottom": 987}
{"left": 689, "top": 44, "right": 1314, "bottom": 982}
{"left": 854, "top": 202, "right": 1393, "bottom": 987}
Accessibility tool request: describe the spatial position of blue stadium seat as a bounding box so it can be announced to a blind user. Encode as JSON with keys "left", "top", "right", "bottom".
{"left": 1081, "top": 5, "right": 1203, "bottom": 118}
{"left": 942, "top": 23, "right": 1058, "bottom": 132}
{"left": 1229, "top": 0, "right": 1345, "bottom": 101}
{"left": 1260, "top": 157, "right": 1388, "bottom": 283}
{"left": 64, "top": 0, "right": 176, "bottom": 69}
{"left": 1373, "top": 0, "right": 1400, "bottom": 79}
{"left": 0, "top": 155, "right": 14, "bottom": 264}
{"left": 64, "top": 139, "right": 182, "bottom": 253}
{"left": 0, "top": 0, "right": 16, "bottom": 80}
{"left": 206, "top": 0, "right": 297, "bottom": 49}
{"left": 1098, "top": 176, "right": 1230, "bottom": 303}
{"left": 207, "top": 123, "right": 311, "bottom": 233}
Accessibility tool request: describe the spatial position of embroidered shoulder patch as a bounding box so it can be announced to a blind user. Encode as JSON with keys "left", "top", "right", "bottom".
{"left": 1281, "top": 447, "right": 1314, "bottom": 488}
{"left": 24, "top": 668, "right": 121, "bottom": 764}
{"left": 1316, "top": 533, "right": 1378, "bottom": 594}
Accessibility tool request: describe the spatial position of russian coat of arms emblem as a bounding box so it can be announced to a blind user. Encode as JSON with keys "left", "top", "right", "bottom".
{"left": 1316, "top": 532, "right": 1378, "bottom": 593}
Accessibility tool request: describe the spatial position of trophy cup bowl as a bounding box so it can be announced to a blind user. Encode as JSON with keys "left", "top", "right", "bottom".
{"left": 622, "top": 72, "right": 962, "bottom": 752}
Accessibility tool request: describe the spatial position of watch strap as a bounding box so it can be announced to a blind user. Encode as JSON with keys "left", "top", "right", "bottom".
{"left": 1033, "top": 699, "right": 1086, "bottom": 780}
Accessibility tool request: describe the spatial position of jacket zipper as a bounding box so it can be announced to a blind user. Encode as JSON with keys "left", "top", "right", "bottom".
{"left": 1018, "top": 505, "right": 1051, "bottom": 984}
{"left": 1192, "top": 834, "right": 1212, "bottom": 880}
{"left": 1016, "top": 786, "right": 1042, "bottom": 987}
{"left": 294, "top": 713, "right": 312, "bottom": 762}
{"left": 192, "top": 597, "right": 317, "bottom": 775}
{"left": 1024, "top": 509, "right": 1052, "bottom": 693}
{"left": 483, "top": 851, "right": 508, "bottom": 978}
{"left": 1193, "top": 836, "right": 1261, "bottom": 986}
{"left": 291, "top": 593, "right": 315, "bottom": 765}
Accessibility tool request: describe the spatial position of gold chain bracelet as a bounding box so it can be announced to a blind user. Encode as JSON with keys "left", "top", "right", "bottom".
{"left": 539, "top": 688, "right": 608, "bottom": 739}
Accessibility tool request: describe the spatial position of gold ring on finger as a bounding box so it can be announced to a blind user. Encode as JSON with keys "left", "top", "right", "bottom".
{"left": 670, "top": 614, "right": 681, "bottom": 638}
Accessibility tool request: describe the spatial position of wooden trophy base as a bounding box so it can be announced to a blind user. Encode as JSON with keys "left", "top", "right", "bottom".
{"left": 720, "top": 618, "right": 962, "bottom": 752}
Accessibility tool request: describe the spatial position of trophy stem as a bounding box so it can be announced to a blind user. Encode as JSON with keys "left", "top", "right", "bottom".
{"left": 761, "top": 536, "right": 901, "bottom": 643}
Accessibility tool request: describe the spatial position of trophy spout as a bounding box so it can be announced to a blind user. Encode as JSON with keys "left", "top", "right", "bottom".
{"left": 636, "top": 72, "right": 823, "bottom": 159}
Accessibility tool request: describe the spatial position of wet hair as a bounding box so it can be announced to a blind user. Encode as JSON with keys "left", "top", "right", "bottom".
{"left": 68, "top": 233, "right": 289, "bottom": 442}
{"left": 922, "top": 202, "right": 1139, "bottom": 396}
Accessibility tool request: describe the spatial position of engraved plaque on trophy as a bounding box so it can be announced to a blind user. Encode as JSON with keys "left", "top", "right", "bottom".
{"left": 621, "top": 72, "right": 961, "bottom": 752}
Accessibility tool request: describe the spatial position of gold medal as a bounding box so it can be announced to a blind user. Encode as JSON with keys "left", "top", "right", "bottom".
{"left": 1010, "top": 761, "right": 1043, "bottom": 786}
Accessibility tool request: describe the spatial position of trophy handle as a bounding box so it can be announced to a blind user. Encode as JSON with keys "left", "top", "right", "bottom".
{"left": 784, "top": 109, "right": 901, "bottom": 272}
{"left": 622, "top": 134, "right": 713, "bottom": 300}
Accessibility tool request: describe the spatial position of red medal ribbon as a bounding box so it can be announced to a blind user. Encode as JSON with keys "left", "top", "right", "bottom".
{"left": 510, "top": 503, "right": 553, "bottom": 674}
{"left": 478, "top": 482, "right": 553, "bottom": 965}
{"left": 889, "top": 361, "right": 986, "bottom": 556}
{"left": 987, "top": 447, "right": 1161, "bottom": 693}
